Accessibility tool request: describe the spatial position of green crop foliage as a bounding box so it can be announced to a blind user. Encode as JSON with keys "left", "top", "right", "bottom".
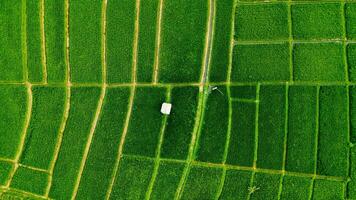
{"left": 257, "top": 85, "right": 286, "bottom": 170}
{"left": 312, "top": 179, "right": 345, "bottom": 200}
{"left": 286, "top": 86, "right": 317, "bottom": 174}
{"left": 70, "top": 0, "right": 102, "bottom": 83}
{"left": 106, "top": 0, "right": 136, "bottom": 83}
{"left": 158, "top": 0, "right": 207, "bottom": 83}
{"left": 110, "top": 156, "right": 154, "bottom": 200}
{"left": 0, "top": 86, "right": 27, "bottom": 159}
{"left": 235, "top": 3, "right": 289, "bottom": 41}
{"left": 11, "top": 166, "right": 48, "bottom": 195}
{"left": 180, "top": 165, "right": 223, "bottom": 199}
{"left": 0, "top": 0, "right": 355, "bottom": 199}
{"left": 227, "top": 101, "right": 256, "bottom": 167}
{"left": 150, "top": 161, "right": 185, "bottom": 200}
{"left": 292, "top": 3, "right": 343, "bottom": 40}
{"left": 293, "top": 43, "right": 345, "bottom": 81}
{"left": 232, "top": 43, "right": 290, "bottom": 82}
{"left": 219, "top": 170, "right": 252, "bottom": 200}
{"left": 20, "top": 86, "right": 65, "bottom": 170}
{"left": 124, "top": 87, "right": 166, "bottom": 157}
{"left": 280, "top": 176, "right": 312, "bottom": 200}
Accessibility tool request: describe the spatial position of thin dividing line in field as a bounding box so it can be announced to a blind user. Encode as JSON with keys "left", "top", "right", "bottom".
{"left": 40, "top": 0, "right": 48, "bottom": 84}
{"left": 175, "top": 0, "right": 215, "bottom": 198}
{"left": 145, "top": 87, "right": 171, "bottom": 200}
{"left": 287, "top": 0, "right": 293, "bottom": 82}
{"left": 152, "top": 0, "right": 164, "bottom": 84}
{"left": 45, "top": 0, "right": 73, "bottom": 191}
{"left": 0, "top": 158, "right": 48, "bottom": 174}
{"left": 71, "top": 0, "right": 108, "bottom": 198}
{"left": 0, "top": 186, "right": 49, "bottom": 200}
{"left": 5, "top": 83, "right": 33, "bottom": 188}
{"left": 1, "top": 81, "right": 356, "bottom": 87}
{"left": 309, "top": 85, "right": 321, "bottom": 200}
{"left": 215, "top": 85, "right": 232, "bottom": 200}
{"left": 277, "top": 84, "right": 290, "bottom": 200}
{"left": 226, "top": 0, "right": 237, "bottom": 83}
{"left": 237, "top": 0, "right": 356, "bottom": 5}
{"left": 22, "top": 0, "right": 28, "bottom": 82}
{"left": 234, "top": 38, "right": 356, "bottom": 45}
{"left": 105, "top": 0, "right": 140, "bottom": 198}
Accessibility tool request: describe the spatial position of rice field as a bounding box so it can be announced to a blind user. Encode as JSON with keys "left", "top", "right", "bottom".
{"left": 0, "top": 0, "right": 355, "bottom": 199}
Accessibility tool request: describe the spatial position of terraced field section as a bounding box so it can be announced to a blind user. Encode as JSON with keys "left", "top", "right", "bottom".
{"left": 0, "top": 0, "right": 356, "bottom": 199}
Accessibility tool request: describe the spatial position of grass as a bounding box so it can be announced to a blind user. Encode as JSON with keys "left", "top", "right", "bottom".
{"left": 69, "top": 0, "right": 102, "bottom": 83}
{"left": 19, "top": 86, "right": 65, "bottom": 170}
{"left": 226, "top": 101, "right": 256, "bottom": 167}
{"left": 232, "top": 43, "right": 290, "bottom": 82}
{"left": 44, "top": 0, "right": 66, "bottom": 83}
{"left": 0, "top": 0, "right": 355, "bottom": 199}
{"left": 317, "top": 86, "right": 349, "bottom": 177}
{"left": 158, "top": 0, "right": 207, "bottom": 83}
{"left": 0, "top": 0, "right": 23, "bottom": 81}
{"left": 74, "top": 88, "right": 131, "bottom": 199}
{"left": 180, "top": 165, "right": 223, "bottom": 199}
{"left": 286, "top": 86, "right": 317, "bottom": 174}
{"left": 235, "top": 3, "right": 289, "bottom": 41}
{"left": 0, "top": 86, "right": 27, "bottom": 159}
{"left": 160, "top": 87, "right": 199, "bottom": 160}
{"left": 195, "top": 86, "right": 229, "bottom": 163}
{"left": 291, "top": 3, "right": 343, "bottom": 40}
{"left": 293, "top": 43, "right": 345, "bottom": 81}
{"left": 150, "top": 161, "right": 185, "bottom": 200}
{"left": 123, "top": 87, "right": 166, "bottom": 157}
{"left": 280, "top": 176, "right": 312, "bottom": 200}
{"left": 256, "top": 85, "right": 286, "bottom": 170}
{"left": 49, "top": 87, "right": 101, "bottom": 199}
{"left": 219, "top": 170, "right": 252, "bottom": 200}
{"left": 106, "top": 0, "right": 136, "bottom": 83}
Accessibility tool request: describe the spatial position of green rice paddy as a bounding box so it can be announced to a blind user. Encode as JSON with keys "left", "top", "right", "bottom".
{"left": 0, "top": 0, "right": 355, "bottom": 199}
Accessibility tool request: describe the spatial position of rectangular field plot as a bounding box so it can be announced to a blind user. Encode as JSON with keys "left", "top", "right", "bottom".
{"left": 27, "top": 0, "right": 43, "bottom": 83}
{"left": 235, "top": 3, "right": 289, "bottom": 41}
{"left": 218, "top": 170, "right": 252, "bottom": 200}
{"left": 346, "top": 3, "right": 356, "bottom": 40}
{"left": 280, "top": 175, "right": 312, "bottom": 200}
{"left": 256, "top": 85, "right": 286, "bottom": 170}
{"left": 136, "top": 0, "right": 159, "bottom": 83}
{"left": 158, "top": 0, "right": 207, "bottom": 83}
{"left": 291, "top": 3, "right": 343, "bottom": 40}
{"left": 109, "top": 156, "right": 154, "bottom": 200}
{"left": 208, "top": 0, "right": 234, "bottom": 82}
{"left": 69, "top": 0, "right": 102, "bottom": 83}
{"left": 317, "top": 86, "right": 349, "bottom": 177}
{"left": 0, "top": 0, "right": 23, "bottom": 81}
{"left": 312, "top": 179, "right": 345, "bottom": 200}
{"left": 124, "top": 87, "right": 167, "bottom": 157}
{"left": 0, "top": 86, "right": 27, "bottom": 159}
{"left": 19, "top": 86, "right": 65, "bottom": 170}
{"left": 348, "top": 81, "right": 356, "bottom": 143}
{"left": 293, "top": 43, "right": 345, "bottom": 81}
{"left": 180, "top": 165, "right": 223, "bottom": 199}
{"left": 0, "top": 161, "right": 13, "bottom": 186}
{"left": 226, "top": 101, "right": 256, "bottom": 167}
{"left": 10, "top": 166, "right": 49, "bottom": 196}
{"left": 75, "top": 87, "right": 131, "bottom": 199}
{"left": 196, "top": 86, "right": 229, "bottom": 163}
{"left": 249, "top": 172, "right": 281, "bottom": 200}
{"left": 348, "top": 44, "right": 356, "bottom": 82}
{"left": 231, "top": 44, "right": 290, "bottom": 82}
{"left": 160, "top": 86, "right": 199, "bottom": 160}
{"left": 150, "top": 161, "right": 185, "bottom": 200}
{"left": 44, "top": 0, "right": 66, "bottom": 83}
{"left": 286, "top": 86, "right": 317, "bottom": 174}
{"left": 230, "top": 85, "right": 256, "bottom": 100}
{"left": 49, "top": 87, "right": 101, "bottom": 200}
{"left": 106, "top": 0, "right": 136, "bottom": 83}
{"left": 349, "top": 147, "right": 356, "bottom": 199}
